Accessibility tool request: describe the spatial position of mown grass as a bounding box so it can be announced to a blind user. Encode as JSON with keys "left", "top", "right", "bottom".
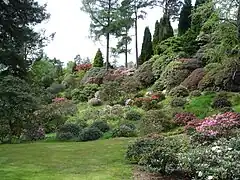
{"left": 0, "top": 138, "right": 134, "bottom": 180}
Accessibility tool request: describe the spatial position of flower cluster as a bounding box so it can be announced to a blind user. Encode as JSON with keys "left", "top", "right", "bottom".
{"left": 52, "top": 97, "right": 66, "bottom": 103}
{"left": 196, "top": 112, "right": 240, "bottom": 137}
{"left": 75, "top": 64, "right": 92, "bottom": 71}
{"left": 174, "top": 112, "right": 198, "bottom": 126}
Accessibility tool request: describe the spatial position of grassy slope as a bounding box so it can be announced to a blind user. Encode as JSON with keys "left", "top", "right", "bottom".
{"left": 0, "top": 138, "right": 134, "bottom": 180}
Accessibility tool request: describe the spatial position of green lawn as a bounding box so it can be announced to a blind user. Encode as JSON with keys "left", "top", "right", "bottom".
{"left": 0, "top": 138, "right": 134, "bottom": 180}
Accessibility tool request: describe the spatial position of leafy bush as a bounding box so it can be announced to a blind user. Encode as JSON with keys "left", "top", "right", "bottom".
{"left": 181, "top": 68, "right": 205, "bottom": 91}
{"left": 56, "top": 123, "right": 82, "bottom": 141}
{"left": 152, "top": 55, "right": 173, "bottom": 79}
{"left": 133, "top": 60, "right": 155, "bottom": 87}
{"left": 169, "top": 85, "right": 189, "bottom": 97}
{"left": 126, "top": 135, "right": 163, "bottom": 164}
{"left": 140, "top": 110, "right": 173, "bottom": 135}
{"left": 79, "top": 127, "right": 103, "bottom": 141}
{"left": 151, "top": 79, "right": 165, "bottom": 91}
{"left": 71, "top": 84, "right": 99, "bottom": 102}
{"left": 47, "top": 83, "right": 65, "bottom": 94}
{"left": 171, "top": 97, "right": 187, "bottom": 107}
{"left": 174, "top": 113, "right": 198, "bottom": 126}
{"left": 88, "top": 98, "right": 102, "bottom": 106}
{"left": 189, "top": 90, "right": 201, "bottom": 97}
{"left": 57, "top": 132, "right": 75, "bottom": 141}
{"left": 90, "top": 121, "right": 110, "bottom": 133}
{"left": 139, "top": 146, "right": 178, "bottom": 174}
{"left": 100, "top": 81, "right": 124, "bottom": 105}
{"left": 81, "top": 67, "right": 106, "bottom": 84}
{"left": 112, "top": 124, "right": 137, "bottom": 137}
{"left": 125, "top": 110, "right": 142, "bottom": 121}
{"left": 34, "top": 100, "right": 77, "bottom": 133}
{"left": 179, "top": 137, "right": 240, "bottom": 180}
{"left": 0, "top": 124, "right": 10, "bottom": 143}
{"left": 160, "top": 61, "right": 192, "bottom": 90}
{"left": 23, "top": 125, "right": 45, "bottom": 141}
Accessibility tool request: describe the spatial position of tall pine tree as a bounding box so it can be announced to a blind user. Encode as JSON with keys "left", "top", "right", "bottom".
{"left": 159, "top": 14, "right": 174, "bottom": 42}
{"left": 93, "top": 49, "right": 104, "bottom": 67}
{"left": 178, "top": 0, "right": 192, "bottom": 36}
{"left": 138, "top": 27, "right": 153, "bottom": 65}
{"left": 152, "top": 20, "right": 160, "bottom": 52}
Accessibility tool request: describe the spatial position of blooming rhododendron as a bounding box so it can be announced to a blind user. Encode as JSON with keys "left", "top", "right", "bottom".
{"left": 75, "top": 64, "right": 92, "bottom": 71}
{"left": 52, "top": 97, "right": 66, "bottom": 103}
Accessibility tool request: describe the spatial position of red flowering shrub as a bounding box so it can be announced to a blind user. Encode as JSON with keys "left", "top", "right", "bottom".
{"left": 174, "top": 113, "right": 198, "bottom": 126}
{"left": 184, "top": 119, "right": 204, "bottom": 134}
{"left": 75, "top": 64, "right": 92, "bottom": 71}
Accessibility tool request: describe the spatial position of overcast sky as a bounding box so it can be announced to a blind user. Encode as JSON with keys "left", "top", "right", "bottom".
{"left": 37, "top": 0, "right": 185, "bottom": 65}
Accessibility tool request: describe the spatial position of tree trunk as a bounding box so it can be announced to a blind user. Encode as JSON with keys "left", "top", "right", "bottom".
{"left": 237, "top": 3, "right": 240, "bottom": 42}
{"left": 125, "top": 28, "right": 128, "bottom": 68}
{"left": 134, "top": 10, "right": 139, "bottom": 68}
{"left": 106, "top": 32, "right": 110, "bottom": 70}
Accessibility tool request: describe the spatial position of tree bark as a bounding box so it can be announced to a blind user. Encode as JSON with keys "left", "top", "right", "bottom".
{"left": 125, "top": 28, "right": 128, "bottom": 68}
{"left": 106, "top": 32, "right": 110, "bottom": 70}
{"left": 237, "top": 3, "right": 240, "bottom": 42}
{"left": 134, "top": 10, "right": 139, "bottom": 68}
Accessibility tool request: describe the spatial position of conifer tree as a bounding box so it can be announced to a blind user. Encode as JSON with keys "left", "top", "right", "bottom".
{"left": 93, "top": 49, "right": 104, "bottom": 67}
{"left": 152, "top": 20, "right": 160, "bottom": 52}
{"left": 178, "top": 0, "right": 192, "bottom": 36}
{"left": 159, "top": 14, "right": 174, "bottom": 42}
{"left": 195, "top": 0, "right": 207, "bottom": 7}
{"left": 138, "top": 27, "right": 153, "bottom": 65}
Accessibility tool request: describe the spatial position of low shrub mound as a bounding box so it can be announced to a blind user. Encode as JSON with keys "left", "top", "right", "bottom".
{"left": 125, "top": 110, "right": 142, "bottom": 121}
{"left": 90, "top": 121, "right": 110, "bottom": 133}
{"left": 174, "top": 113, "right": 198, "bottom": 126}
{"left": 211, "top": 95, "right": 232, "bottom": 109}
{"left": 170, "top": 97, "right": 187, "bottom": 107}
{"left": 189, "top": 90, "right": 201, "bottom": 97}
{"left": 169, "top": 85, "right": 189, "bottom": 97}
{"left": 56, "top": 123, "right": 82, "bottom": 141}
{"left": 181, "top": 68, "right": 205, "bottom": 90}
{"left": 140, "top": 110, "right": 174, "bottom": 135}
{"left": 79, "top": 127, "right": 103, "bottom": 141}
{"left": 112, "top": 123, "right": 137, "bottom": 137}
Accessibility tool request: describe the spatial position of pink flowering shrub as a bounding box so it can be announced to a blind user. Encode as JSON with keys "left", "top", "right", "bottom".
{"left": 185, "top": 112, "right": 240, "bottom": 143}
{"left": 174, "top": 113, "right": 198, "bottom": 126}
{"left": 196, "top": 112, "right": 240, "bottom": 137}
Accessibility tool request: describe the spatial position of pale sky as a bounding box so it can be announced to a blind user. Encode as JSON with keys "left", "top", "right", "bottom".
{"left": 37, "top": 0, "right": 182, "bottom": 65}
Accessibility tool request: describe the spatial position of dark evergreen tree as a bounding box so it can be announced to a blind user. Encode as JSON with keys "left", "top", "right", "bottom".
{"left": 0, "top": 0, "right": 50, "bottom": 77}
{"left": 159, "top": 14, "right": 174, "bottom": 42}
{"left": 178, "top": 0, "right": 192, "bottom": 36}
{"left": 237, "top": 3, "right": 240, "bottom": 42}
{"left": 195, "top": 0, "right": 207, "bottom": 7}
{"left": 93, "top": 49, "right": 104, "bottom": 67}
{"left": 138, "top": 27, "right": 153, "bottom": 65}
{"left": 152, "top": 20, "right": 160, "bottom": 52}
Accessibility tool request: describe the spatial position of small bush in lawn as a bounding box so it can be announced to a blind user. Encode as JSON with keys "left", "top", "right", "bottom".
{"left": 174, "top": 113, "right": 198, "bottom": 126}
{"left": 171, "top": 97, "right": 187, "bottom": 107}
{"left": 56, "top": 123, "right": 82, "bottom": 141}
{"left": 57, "top": 132, "right": 75, "bottom": 141}
{"left": 112, "top": 124, "right": 137, "bottom": 137}
{"left": 90, "top": 121, "right": 110, "bottom": 133}
{"left": 139, "top": 146, "right": 178, "bottom": 175}
{"left": 126, "top": 135, "right": 164, "bottom": 164}
{"left": 169, "top": 85, "right": 189, "bottom": 97}
{"left": 79, "top": 127, "right": 103, "bottom": 141}
{"left": 125, "top": 110, "right": 142, "bottom": 121}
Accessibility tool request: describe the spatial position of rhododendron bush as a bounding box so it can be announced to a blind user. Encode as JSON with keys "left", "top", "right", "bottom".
{"left": 185, "top": 112, "right": 240, "bottom": 142}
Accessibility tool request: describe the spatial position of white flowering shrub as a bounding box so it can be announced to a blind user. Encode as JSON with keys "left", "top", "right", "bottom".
{"left": 179, "top": 137, "right": 240, "bottom": 179}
